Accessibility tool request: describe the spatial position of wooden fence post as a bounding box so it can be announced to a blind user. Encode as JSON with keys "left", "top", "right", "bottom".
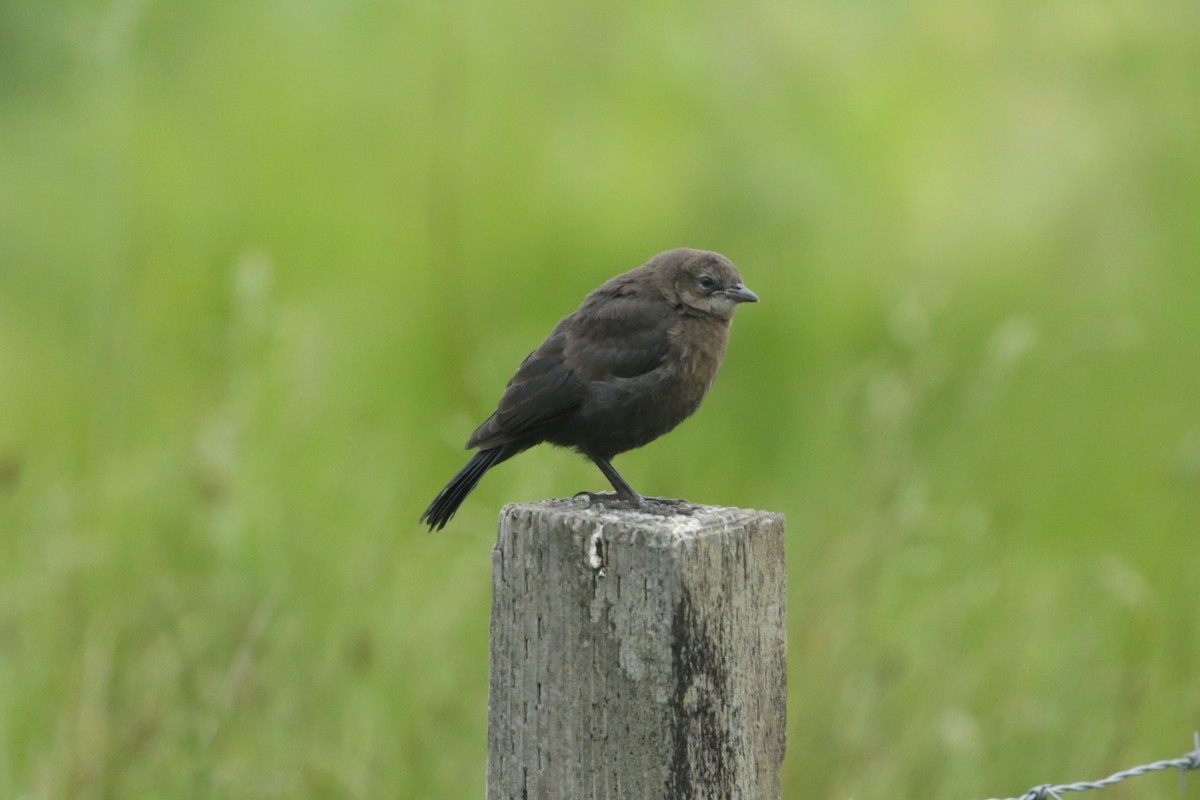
{"left": 488, "top": 499, "right": 787, "bottom": 800}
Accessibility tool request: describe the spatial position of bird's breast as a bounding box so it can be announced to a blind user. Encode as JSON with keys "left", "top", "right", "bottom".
{"left": 668, "top": 316, "right": 730, "bottom": 398}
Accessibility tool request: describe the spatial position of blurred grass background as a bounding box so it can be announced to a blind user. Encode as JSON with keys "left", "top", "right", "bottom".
{"left": 1, "top": 0, "right": 1198, "bottom": 797}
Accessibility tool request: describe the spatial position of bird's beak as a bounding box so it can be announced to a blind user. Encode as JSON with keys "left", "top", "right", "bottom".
{"left": 725, "top": 283, "right": 760, "bottom": 303}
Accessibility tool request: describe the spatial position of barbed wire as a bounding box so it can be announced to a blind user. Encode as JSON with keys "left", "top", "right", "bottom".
{"left": 983, "top": 733, "right": 1200, "bottom": 800}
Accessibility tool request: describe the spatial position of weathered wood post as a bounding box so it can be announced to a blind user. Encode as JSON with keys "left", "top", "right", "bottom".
{"left": 488, "top": 498, "right": 787, "bottom": 800}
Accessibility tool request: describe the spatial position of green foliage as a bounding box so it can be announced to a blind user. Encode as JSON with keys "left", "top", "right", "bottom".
{"left": 1, "top": 1, "right": 1197, "bottom": 797}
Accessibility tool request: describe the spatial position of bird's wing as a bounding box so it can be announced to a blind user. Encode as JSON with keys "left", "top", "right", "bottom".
{"left": 466, "top": 281, "right": 673, "bottom": 450}
{"left": 562, "top": 284, "right": 674, "bottom": 381}
{"left": 466, "top": 327, "right": 586, "bottom": 450}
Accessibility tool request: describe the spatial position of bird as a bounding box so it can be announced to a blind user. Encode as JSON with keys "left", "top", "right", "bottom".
{"left": 420, "top": 248, "right": 758, "bottom": 531}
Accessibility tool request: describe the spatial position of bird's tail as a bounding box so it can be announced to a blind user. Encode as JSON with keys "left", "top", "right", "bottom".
{"left": 420, "top": 445, "right": 515, "bottom": 531}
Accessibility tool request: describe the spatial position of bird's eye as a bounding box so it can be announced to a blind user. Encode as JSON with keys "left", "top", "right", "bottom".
{"left": 697, "top": 275, "right": 716, "bottom": 291}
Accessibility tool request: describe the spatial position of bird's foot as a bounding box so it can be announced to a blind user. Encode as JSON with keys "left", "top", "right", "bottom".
{"left": 574, "top": 490, "right": 632, "bottom": 507}
{"left": 640, "top": 496, "right": 699, "bottom": 516}
{"left": 573, "top": 492, "right": 698, "bottom": 516}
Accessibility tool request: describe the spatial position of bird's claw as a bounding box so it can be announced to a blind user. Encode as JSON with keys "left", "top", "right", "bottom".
{"left": 574, "top": 492, "right": 697, "bottom": 516}
{"left": 640, "top": 496, "right": 699, "bottom": 516}
{"left": 574, "top": 491, "right": 636, "bottom": 508}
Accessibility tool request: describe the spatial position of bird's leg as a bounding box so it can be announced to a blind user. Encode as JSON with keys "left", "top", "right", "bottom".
{"left": 583, "top": 455, "right": 644, "bottom": 505}
{"left": 574, "top": 455, "right": 697, "bottom": 515}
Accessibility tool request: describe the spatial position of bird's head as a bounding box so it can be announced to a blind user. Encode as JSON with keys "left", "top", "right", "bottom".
{"left": 660, "top": 248, "right": 759, "bottom": 321}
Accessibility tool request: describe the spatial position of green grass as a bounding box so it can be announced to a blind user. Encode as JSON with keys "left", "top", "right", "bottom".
{"left": 1, "top": 1, "right": 1198, "bottom": 797}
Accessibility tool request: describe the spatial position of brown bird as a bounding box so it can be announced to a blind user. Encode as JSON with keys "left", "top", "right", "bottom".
{"left": 420, "top": 248, "right": 758, "bottom": 531}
